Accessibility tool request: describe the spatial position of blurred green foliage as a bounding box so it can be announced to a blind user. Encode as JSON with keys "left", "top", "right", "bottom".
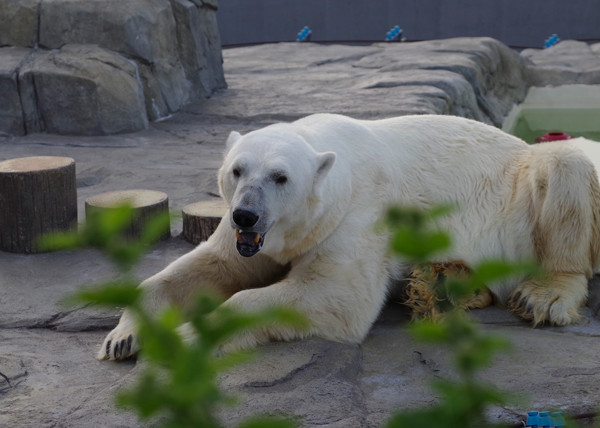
{"left": 41, "top": 204, "right": 171, "bottom": 271}
{"left": 45, "top": 204, "right": 302, "bottom": 428}
{"left": 383, "top": 206, "right": 537, "bottom": 428}
{"left": 45, "top": 202, "right": 587, "bottom": 427}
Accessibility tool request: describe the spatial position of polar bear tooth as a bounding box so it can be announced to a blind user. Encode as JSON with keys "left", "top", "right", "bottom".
{"left": 235, "top": 230, "right": 262, "bottom": 245}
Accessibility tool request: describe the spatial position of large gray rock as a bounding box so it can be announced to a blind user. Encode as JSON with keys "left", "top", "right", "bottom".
{"left": 171, "top": 0, "right": 226, "bottom": 99}
{"left": 0, "top": 47, "right": 31, "bottom": 135}
{"left": 18, "top": 44, "right": 149, "bottom": 135}
{"left": 0, "top": 0, "right": 226, "bottom": 135}
{"left": 0, "top": 0, "right": 39, "bottom": 47}
{"left": 39, "top": 0, "right": 189, "bottom": 118}
{"left": 220, "top": 340, "right": 366, "bottom": 427}
{"left": 352, "top": 37, "right": 529, "bottom": 126}
{"left": 522, "top": 40, "right": 600, "bottom": 86}
{"left": 189, "top": 37, "right": 528, "bottom": 127}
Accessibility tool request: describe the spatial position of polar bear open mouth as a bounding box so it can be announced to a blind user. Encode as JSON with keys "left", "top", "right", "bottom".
{"left": 235, "top": 230, "right": 264, "bottom": 257}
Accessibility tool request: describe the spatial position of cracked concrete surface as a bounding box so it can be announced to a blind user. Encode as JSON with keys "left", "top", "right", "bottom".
{"left": 2, "top": 38, "right": 600, "bottom": 427}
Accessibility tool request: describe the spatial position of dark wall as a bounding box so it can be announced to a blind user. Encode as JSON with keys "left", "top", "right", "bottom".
{"left": 217, "top": 0, "right": 600, "bottom": 48}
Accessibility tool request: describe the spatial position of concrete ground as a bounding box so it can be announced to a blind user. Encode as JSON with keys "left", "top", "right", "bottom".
{"left": 1, "top": 38, "right": 600, "bottom": 427}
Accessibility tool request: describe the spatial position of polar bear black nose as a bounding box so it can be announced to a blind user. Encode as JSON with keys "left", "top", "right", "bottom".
{"left": 233, "top": 209, "right": 259, "bottom": 228}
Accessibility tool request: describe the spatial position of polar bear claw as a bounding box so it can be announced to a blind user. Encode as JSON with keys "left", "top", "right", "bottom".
{"left": 98, "top": 315, "right": 139, "bottom": 360}
{"left": 508, "top": 273, "right": 588, "bottom": 326}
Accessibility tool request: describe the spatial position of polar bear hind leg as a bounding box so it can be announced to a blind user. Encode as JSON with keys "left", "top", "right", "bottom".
{"left": 508, "top": 143, "right": 600, "bottom": 325}
{"left": 509, "top": 273, "right": 588, "bottom": 326}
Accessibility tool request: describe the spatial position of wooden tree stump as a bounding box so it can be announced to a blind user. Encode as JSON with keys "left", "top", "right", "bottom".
{"left": 85, "top": 189, "right": 170, "bottom": 242}
{"left": 182, "top": 199, "right": 229, "bottom": 245}
{"left": 0, "top": 156, "right": 77, "bottom": 253}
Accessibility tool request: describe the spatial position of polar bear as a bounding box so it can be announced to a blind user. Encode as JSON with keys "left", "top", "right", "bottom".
{"left": 99, "top": 114, "right": 600, "bottom": 360}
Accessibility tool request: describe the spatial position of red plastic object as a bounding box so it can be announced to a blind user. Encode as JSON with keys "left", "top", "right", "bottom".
{"left": 534, "top": 132, "right": 573, "bottom": 143}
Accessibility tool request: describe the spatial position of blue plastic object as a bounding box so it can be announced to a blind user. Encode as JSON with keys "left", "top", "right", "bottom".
{"left": 544, "top": 34, "right": 560, "bottom": 48}
{"left": 526, "top": 410, "right": 567, "bottom": 427}
{"left": 297, "top": 26, "right": 312, "bottom": 42}
{"left": 539, "top": 411, "right": 552, "bottom": 427}
{"left": 526, "top": 411, "right": 540, "bottom": 428}
{"left": 551, "top": 411, "right": 566, "bottom": 427}
{"left": 385, "top": 25, "right": 403, "bottom": 42}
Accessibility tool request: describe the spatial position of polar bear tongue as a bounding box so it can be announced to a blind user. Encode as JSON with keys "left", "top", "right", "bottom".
{"left": 235, "top": 230, "right": 263, "bottom": 257}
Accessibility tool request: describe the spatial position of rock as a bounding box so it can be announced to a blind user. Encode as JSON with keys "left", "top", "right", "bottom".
{"left": 191, "top": 38, "right": 528, "bottom": 128}
{"left": 0, "top": 0, "right": 39, "bottom": 47}
{"left": 18, "top": 44, "right": 149, "bottom": 135}
{"left": 588, "top": 274, "right": 600, "bottom": 318}
{"left": 357, "top": 68, "right": 485, "bottom": 122}
{"left": 0, "top": 329, "right": 139, "bottom": 428}
{"left": 219, "top": 339, "right": 366, "bottom": 427}
{"left": 0, "top": 47, "right": 31, "bottom": 135}
{"left": 39, "top": 0, "right": 190, "bottom": 119}
{"left": 0, "top": 0, "right": 226, "bottom": 135}
{"left": 352, "top": 37, "right": 529, "bottom": 126}
{"left": 521, "top": 40, "right": 600, "bottom": 86}
{"left": 191, "top": 0, "right": 218, "bottom": 8}
{"left": 39, "top": 0, "right": 174, "bottom": 62}
{"left": 170, "top": 0, "right": 226, "bottom": 100}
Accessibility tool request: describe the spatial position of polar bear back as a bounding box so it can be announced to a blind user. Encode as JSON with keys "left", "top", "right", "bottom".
{"left": 291, "top": 113, "right": 528, "bottom": 209}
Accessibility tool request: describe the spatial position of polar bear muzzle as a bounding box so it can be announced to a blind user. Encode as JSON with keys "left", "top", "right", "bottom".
{"left": 235, "top": 230, "right": 264, "bottom": 257}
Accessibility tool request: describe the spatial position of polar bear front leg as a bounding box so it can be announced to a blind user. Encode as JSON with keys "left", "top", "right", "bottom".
{"left": 216, "top": 252, "right": 391, "bottom": 353}
{"left": 98, "top": 307, "right": 140, "bottom": 360}
{"left": 508, "top": 272, "right": 588, "bottom": 326}
{"left": 98, "top": 220, "right": 287, "bottom": 360}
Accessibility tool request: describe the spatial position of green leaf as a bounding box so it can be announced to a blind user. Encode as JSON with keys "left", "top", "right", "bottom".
{"left": 37, "top": 231, "right": 82, "bottom": 252}
{"left": 386, "top": 407, "right": 449, "bottom": 428}
{"left": 260, "top": 306, "right": 311, "bottom": 330}
{"left": 469, "top": 260, "right": 542, "bottom": 288}
{"left": 69, "top": 281, "right": 141, "bottom": 307}
{"left": 239, "top": 416, "right": 299, "bottom": 428}
{"left": 391, "top": 227, "right": 451, "bottom": 262}
{"left": 410, "top": 320, "right": 450, "bottom": 342}
{"left": 140, "top": 211, "right": 172, "bottom": 246}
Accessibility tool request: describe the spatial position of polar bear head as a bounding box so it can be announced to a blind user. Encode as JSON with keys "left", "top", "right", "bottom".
{"left": 218, "top": 125, "right": 336, "bottom": 257}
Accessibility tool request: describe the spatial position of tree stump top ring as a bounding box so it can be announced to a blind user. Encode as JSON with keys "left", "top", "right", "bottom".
{"left": 182, "top": 200, "right": 229, "bottom": 218}
{"left": 86, "top": 189, "right": 168, "bottom": 209}
{"left": 0, "top": 156, "right": 75, "bottom": 173}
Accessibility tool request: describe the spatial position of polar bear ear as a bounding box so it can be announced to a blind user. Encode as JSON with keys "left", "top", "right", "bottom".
{"left": 226, "top": 131, "right": 242, "bottom": 150}
{"left": 313, "top": 151, "right": 336, "bottom": 194}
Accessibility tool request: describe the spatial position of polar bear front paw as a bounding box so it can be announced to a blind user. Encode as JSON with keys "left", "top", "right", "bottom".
{"left": 98, "top": 318, "right": 140, "bottom": 360}
{"left": 508, "top": 274, "right": 587, "bottom": 327}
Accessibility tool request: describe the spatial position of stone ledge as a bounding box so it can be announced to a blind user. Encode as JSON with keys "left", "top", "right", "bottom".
{"left": 0, "top": 0, "right": 226, "bottom": 136}
{"left": 522, "top": 40, "right": 600, "bottom": 86}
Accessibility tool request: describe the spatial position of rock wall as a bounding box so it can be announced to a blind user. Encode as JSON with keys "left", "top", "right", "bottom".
{"left": 521, "top": 40, "right": 600, "bottom": 86}
{"left": 0, "top": 0, "right": 226, "bottom": 136}
{"left": 199, "top": 38, "right": 529, "bottom": 129}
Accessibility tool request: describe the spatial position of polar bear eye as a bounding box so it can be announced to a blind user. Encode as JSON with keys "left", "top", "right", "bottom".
{"left": 232, "top": 168, "right": 241, "bottom": 178}
{"left": 272, "top": 172, "right": 288, "bottom": 185}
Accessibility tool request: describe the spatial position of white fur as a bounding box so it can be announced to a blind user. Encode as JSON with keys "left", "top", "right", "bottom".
{"left": 99, "top": 114, "right": 600, "bottom": 360}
